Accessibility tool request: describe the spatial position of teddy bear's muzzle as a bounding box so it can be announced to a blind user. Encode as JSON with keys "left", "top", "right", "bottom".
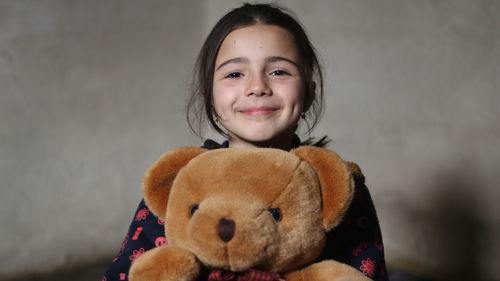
{"left": 175, "top": 195, "right": 283, "bottom": 272}
{"left": 217, "top": 218, "right": 235, "bottom": 243}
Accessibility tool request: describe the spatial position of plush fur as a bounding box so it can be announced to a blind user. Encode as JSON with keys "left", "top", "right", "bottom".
{"left": 129, "top": 146, "right": 371, "bottom": 281}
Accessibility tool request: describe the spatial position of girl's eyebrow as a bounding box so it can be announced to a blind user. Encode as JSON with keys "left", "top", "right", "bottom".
{"left": 215, "top": 57, "right": 248, "bottom": 71}
{"left": 265, "top": 56, "right": 298, "bottom": 67}
{"left": 215, "top": 56, "right": 298, "bottom": 71}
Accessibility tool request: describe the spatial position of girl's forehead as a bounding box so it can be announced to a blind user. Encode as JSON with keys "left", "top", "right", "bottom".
{"left": 215, "top": 24, "right": 299, "bottom": 65}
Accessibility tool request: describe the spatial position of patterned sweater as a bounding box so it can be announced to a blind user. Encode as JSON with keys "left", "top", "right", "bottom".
{"left": 102, "top": 139, "right": 389, "bottom": 281}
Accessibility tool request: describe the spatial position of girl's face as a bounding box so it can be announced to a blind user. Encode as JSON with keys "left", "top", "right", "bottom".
{"left": 213, "top": 24, "right": 305, "bottom": 149}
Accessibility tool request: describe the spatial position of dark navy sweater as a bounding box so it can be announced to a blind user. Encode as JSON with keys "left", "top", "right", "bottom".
{"left": 102, "top": 139, "right": 388, "bottom": 281}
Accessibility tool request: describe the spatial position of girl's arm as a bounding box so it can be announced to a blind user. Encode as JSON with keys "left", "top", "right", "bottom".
{"left": 320, "top": 175, "right": 389, "bottom": 281}
{"left": 102, "top": 200, "right": 166, "bottom": 281}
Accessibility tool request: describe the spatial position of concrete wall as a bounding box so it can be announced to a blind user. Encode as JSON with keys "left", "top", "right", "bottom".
{"left": 0, "top": 0, "right": 204, "bottom": 277}
{"left": 1, "top": 1, "right": 498, "bottom": 280}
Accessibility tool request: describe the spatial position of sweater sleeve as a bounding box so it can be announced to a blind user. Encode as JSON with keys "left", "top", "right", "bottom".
{"left": 101, "top": 200, "right": 167, "bottom": 281}
{"left": 320, "top": 178, "right": 389, "bottom": 281}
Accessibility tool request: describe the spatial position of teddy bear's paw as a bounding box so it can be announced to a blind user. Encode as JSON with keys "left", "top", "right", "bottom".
{"left": 284, "top": 260, "right": 372, "bottom": 281}
{"left": 129, "top": 246, "right": 201, "bottom": 281}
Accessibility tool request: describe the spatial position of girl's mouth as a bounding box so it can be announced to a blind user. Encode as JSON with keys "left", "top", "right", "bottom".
{"left": 240, "top": 107, "right": 279, "bottom": 116}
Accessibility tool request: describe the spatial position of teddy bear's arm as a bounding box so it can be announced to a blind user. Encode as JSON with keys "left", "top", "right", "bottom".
{"left": 129, "top": 245, "right": 201, "bottom": 281}
{"left": 284, "top": 260, "right": 372, "bottom": 281}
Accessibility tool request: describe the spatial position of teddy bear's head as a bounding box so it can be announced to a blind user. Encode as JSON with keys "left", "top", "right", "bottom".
{"left": 143, "top": 146, "right": 354, "bottom": 273}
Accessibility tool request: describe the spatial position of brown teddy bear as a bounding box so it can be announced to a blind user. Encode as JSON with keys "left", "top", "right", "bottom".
{"left": 129, "top": 146, "right": 371, "bottom": 281}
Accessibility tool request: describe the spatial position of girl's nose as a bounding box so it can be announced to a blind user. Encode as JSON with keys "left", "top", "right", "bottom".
{"left": 246, "top": 74, "right": 271, "bottom": 97}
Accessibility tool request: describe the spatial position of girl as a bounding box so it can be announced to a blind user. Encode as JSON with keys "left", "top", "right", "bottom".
{"left": 103, "top": 3, "right": 388, "bottom": 281}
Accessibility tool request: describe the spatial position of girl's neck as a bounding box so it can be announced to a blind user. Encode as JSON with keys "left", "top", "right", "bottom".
{"left": 228, "top": 134, "right": 293, "bottom": 151}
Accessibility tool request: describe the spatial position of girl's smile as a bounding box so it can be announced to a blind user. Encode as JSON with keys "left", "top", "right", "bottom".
{"left": 239, "top": 106, "right": 281, "bottom": 117}
{"left": 212, "top": 24, "right": 305, "bottom": 150}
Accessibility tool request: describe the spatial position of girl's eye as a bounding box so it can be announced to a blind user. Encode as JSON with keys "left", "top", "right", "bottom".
{"left": 225, "top": 72, "right": 243, "bottom": 79}
{"left": 190, "top": 204, "right": 199, "bottom": 216}
{"left": 270, "top": 70, "right": 289, "bottom": 76}
{"left": 268, "top": 208, "right": 282, "bottom": 221}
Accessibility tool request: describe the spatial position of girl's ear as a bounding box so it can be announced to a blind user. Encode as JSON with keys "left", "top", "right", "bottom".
{"left": 143, "top": 147, "right": 207, "bottom": 220}
{"left": 292, "top": 146, "right": 354, "bottom": 231}
{"left": 303, "top": 81, "right": 316, "bottom": 112}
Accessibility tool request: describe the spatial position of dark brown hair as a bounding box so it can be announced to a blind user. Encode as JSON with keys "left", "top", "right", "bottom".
{"left": 186, "top": 3, "right": 324, "bottom": 137}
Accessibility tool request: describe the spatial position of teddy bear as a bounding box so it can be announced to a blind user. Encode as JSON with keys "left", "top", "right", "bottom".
{"left": 129, "top": 146, "right": 371, "bottom": 281}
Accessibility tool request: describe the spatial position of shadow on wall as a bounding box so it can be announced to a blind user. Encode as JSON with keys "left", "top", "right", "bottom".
{"left": 396, "top": 163, "right": 492, "bottom": 281}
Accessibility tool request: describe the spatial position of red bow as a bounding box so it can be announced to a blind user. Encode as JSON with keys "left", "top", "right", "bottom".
{"left": 207, "top": 269, "right": 281, "bottom": 281}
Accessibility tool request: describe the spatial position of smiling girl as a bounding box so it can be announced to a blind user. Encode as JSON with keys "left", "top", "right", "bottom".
{"left": 211, "top": 24, "right": 305, "bottom": 150}
{"left": 103, "top": 3, "right": 388, "bottom": 281}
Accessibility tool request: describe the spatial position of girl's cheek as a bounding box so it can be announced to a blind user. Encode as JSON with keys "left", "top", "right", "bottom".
{"left": 212, "top": 97, "right": 225, "bottom": 113}
{"left": 219, "top": 79, "right": 242, "bottom": 88}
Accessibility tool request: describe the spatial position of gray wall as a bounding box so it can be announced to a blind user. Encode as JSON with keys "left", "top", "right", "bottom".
{"left": 1, "top": 1, "right": 498, "bottom": 280}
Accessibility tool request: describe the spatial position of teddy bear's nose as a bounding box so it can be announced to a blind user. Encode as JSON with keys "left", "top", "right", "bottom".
{"left": 217, "top": 218, "right": 235, "bottom": 243}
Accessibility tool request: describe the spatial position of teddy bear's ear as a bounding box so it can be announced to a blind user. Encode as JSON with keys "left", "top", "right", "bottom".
{"left": 143, "top": 147, "right": 207, "bottom": 220}
{"left": 292, "top": 146, "right": 355, "bottom": 231}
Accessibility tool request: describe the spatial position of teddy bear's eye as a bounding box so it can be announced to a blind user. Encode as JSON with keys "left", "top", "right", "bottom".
{"left": 268, "top": 208, "right": 282, "bottom": 221}
{"left": 190, "top": 204, "right": 199, "bottom": 216}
